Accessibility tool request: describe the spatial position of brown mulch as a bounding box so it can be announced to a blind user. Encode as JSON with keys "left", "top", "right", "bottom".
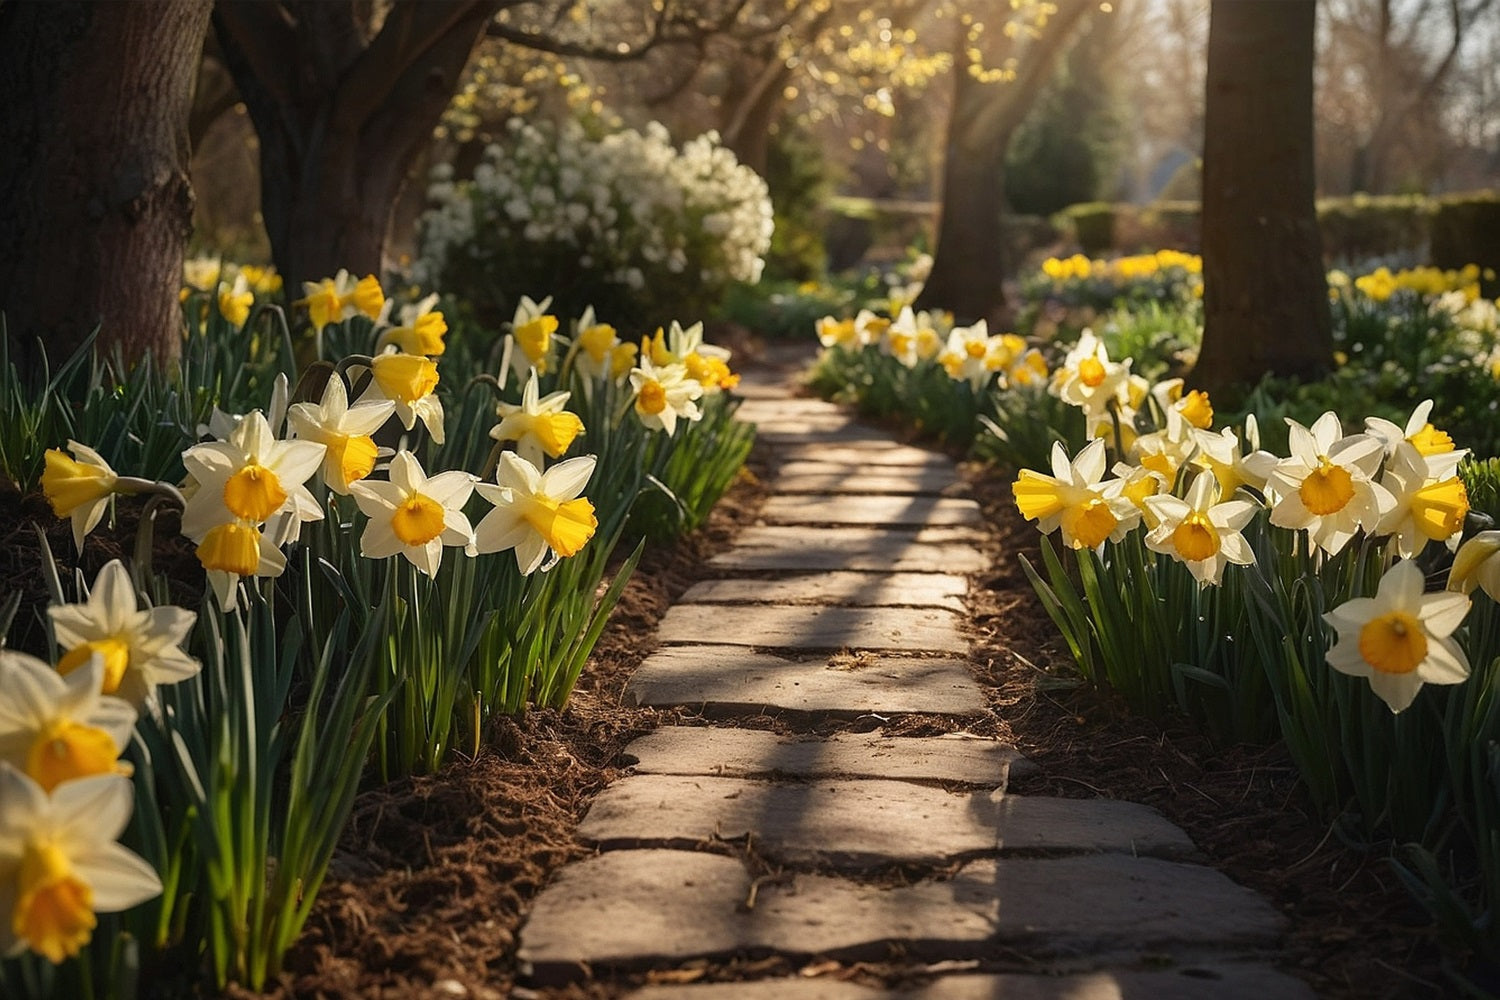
{"left": 0, "top": 362, "right": 1465, "bottom": 999}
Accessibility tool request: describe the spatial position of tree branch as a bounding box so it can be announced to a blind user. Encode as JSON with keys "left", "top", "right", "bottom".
{"left": 337, "top": 0, "right": 500, "bottom": 126}
{"left": 485, "top": 0, "right": 757, "bottom": 62}
{"left": 212, "top": 1, "right": 299, "bottom": 110}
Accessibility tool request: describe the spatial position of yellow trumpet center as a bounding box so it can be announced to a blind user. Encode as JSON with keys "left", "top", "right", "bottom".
{"left": 223, "top": 464, "right": 287, "bottom": 522}
{"left": 515, "top": 315, "right": 559, "bottom": 365}
{"left": 1012, "top": 471, "right": 1065, "bottom": 521}
{"left": 965, "top": 340, "right": 987, "bottom": 359}
{"left": 523, "top": 494, "right": 598, "bottom": 557}
{"left": 578, "top": 323, "right": 618, "bottom": 363}
{"left": 15, "top": 840, "right": 96, "bottom": 965}
{"left": 1062, "top": 497, "right": 1117, "bottom": 549}
{"left": 1358, "top": 610, "right": 1428, "bottom": 674}
{"left": 1078, "top": 357, "right": 1107, "bottom": 388}
{"left": 41, "top": 450, "right": 116, "bottom": 517}
{"left": 532, "top": 411, "right": 585, "bottom": 458}
{"left": 26, "top": 717, "right": 127, "bottom": 792}
{"left": 1409, "top": 423, "right": 1454, "bottom": 456}
{"left": 372, "top": 352, "right": 440, "bottom": 404}
{"left": 637, "top": 380, "right": 668, "bottom": 416}
{"left": 196, "top": 522, "right": 263, "bottom": 577}
{"left": 1178, "top": 390, "right": 1214, "bottom": 429}
{"left": 56, "top": 638, "right": 131, "bottom": 695}
{"left": 391, "top": 494, "right": 447, "bottom": 546}
{"left": 1299, "top": 459, "right": 1356, "bottom": 516}
{"left": 1411, "top": 477, "right": 1469, "bottom": 541}
{"left": 1172, "top": 511, "right": 1220, "bottom": 561}
{"left": 326, "top": 434, "right": 379, "bottom": 491}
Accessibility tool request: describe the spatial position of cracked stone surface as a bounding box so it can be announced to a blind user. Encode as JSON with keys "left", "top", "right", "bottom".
{"left": 578, "top": 774, "right": 1197, "bottom": 867}
{"left": 654, "top": 604, "right": 969, "bottom": 652}
{"left": 620, "top": 727, "right": 1037, "bottom": 785}
{"left": 518, "top": 850, "right": 1286, "bottom": 984}
{"left": 624, "top": 647, "right": 988, "bottom": 716}
{"left": 679, "top": 572, "right": 970, "bottom": 612}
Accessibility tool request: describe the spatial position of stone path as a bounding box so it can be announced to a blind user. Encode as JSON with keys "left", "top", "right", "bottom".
{"left": 516, "top": 352, "right": 1315, "bottom": 998}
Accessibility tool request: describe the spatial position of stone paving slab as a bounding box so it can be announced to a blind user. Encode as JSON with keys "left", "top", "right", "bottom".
{"left": 655, "top": 605, "right": 969, "bottom": 653}
{"left": 578, "top": 775, "right": 1196, "bottom": 866}
{"left": 518, "top": 850, "right": 1285, "bottom": 983}
{"left": 760, "top": 494, "right": 981, "bottom": 527}
{"left": 758, "top": 427, "right": 908, "bottom": 446}
{"left": 679, "top": 572, "right": 969, "bottom": 612}
{"left": 772, "top": 443, "right": 959, "bottom": 467}
{"left": 712, "top": 527, "right": 987, "bottom": 574}
{"left": 621, "top": 727, "right": 1036, "bottom": 784}
{"left": 772, "top": 469, "right": 962, "bottom": 496}
{"left": 624, "top": 965, "right": 1318, "bottom": 1000}
{"left": 623, "top": 647, "right": 988, "bottom": 716}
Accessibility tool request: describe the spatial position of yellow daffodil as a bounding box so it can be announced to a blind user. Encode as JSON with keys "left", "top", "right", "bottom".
{"left": 216, "top": 274, "right": 254, "bottom": 327}
{"left": 473, "top": 453, "right": 598, "bottom": 575}
{"left": 40, "top": 442, "right": 119, "bottom": 552}
{"left": 349, "top": 451, "right": 476, "bottom": 578}
{"left": 816, "top": 315, "right": 858, "bottom": 349}
{"left": 1143, "top": 471, "right": 1260, "bottom": 585}
{"left": 180, "top": 410, "right": 326, "bottom": 542}
{"left": 1324, "top": 559, "right": 1470, "bottom": 713}
{"left": 1052, "top": 330, "right": 1132, "bottom": 418}
{"left": 287, "top": 375, "right": 395, "bottom": 494}
{"left": 0, "top": 766, "right": 161, "bottom": 963}
{"left": 1450, "top": 530, "right": 1500, "bottom": 601}
{"left": 1266, "top": 412, "right": 1394, "bottom": 556}
{"left": 299, "top": 271, "right": 357, "bottom": 329}
{"left": 194, "top": 519, "right": 287, "bottom": 610}
{"left": 507, "top": 294, "right": 558, "bottom": 380}
{"left": 362, "top": 349, "right": 445, "bottom": 444}
{"left": 182, "top": 257, "right": 222, "bottom": 293}
{"left": 629, "top": 357, "right": 703, "bottom": 436}
{"left": 347, "top": 274, "right": 385, "bottom": 320}
{"left": 490, "top": 372, "right": 585, "bottom": 468}
{"left": 1365, "top": 400, "right": 1461, "bottom": 462}
{"left": 1377, "top": 442, "right": 1470, "bottom": 557}
{"left": 1013, "top": 439, "right": 1139, "bottom": 550}
{"left": 0, "top": 651, "right": 135, "bottom": 792}
{"left": 854, "top": 309, "right": 892, "bottom": 348}
{"left": 573, "top": 305, "right": 621, "bottom": 380}
{"left": 47, "top": 560, "right": 199, "bottom": 707}
{"left": 377, "top": 293, "right": 448, "bottom": 357}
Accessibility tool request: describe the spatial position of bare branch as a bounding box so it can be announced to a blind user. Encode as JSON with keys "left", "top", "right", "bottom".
{"left": 337, "top": 1, "right": 501, "bottom": 126}
{"left": 485, "top": 0, "right": 758, "bottom": 62}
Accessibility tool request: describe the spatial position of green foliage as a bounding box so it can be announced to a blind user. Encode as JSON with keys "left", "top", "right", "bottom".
{"left": 1060, "top": 202, "right": 1116, "bottom": 256}
{"left": 1430, "top": 193, "right": 1500, "bottom": 296}
{"left": 762, "top": 125, "right": 832, "bottom": 282}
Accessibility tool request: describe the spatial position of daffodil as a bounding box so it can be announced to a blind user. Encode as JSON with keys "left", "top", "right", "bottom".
{"left": 1377, "top": 442, "right": 1470, "bottom": 557}
{"left": 40, "top": 442, "right": 119, "bottom": 552}
{"left": 299, "top": 271, "right": 358, "bottom": 329}
{"left": 816, "top": 315, "right": 858, "bottom": 349}
{"left": 0, "top": 766, "right": 161, "bottom": 963}
{"left": 629, "top": 357, "right": 703, "bottom": 436}
{"left": 194, "top": 519, "right": 287, "bottom": 611}
{"left": 349, "top": 451, "right": 476, "bottom": 578}
{"left": 217, "top": 274, "right": 254, "bottom": 327}
{"left": 1013, "top": 439, "right": 1139, "bottom": 549}
{"left": 1052, "top": 330, "right": 1132, "bottom": 418}
{"left": 287, "top": 375, "right": 395, "bottom": 494}
{"left": 1112, "top": 461, "right": 1171, "bottom": 531}
{"left": 182, "top": 257, "right": 222, "bottom": 294}
{"left": 1366, "top": 399, "right": 1461, "bottom": 462}
{"left": 0, "top": 652, "right": 135, "bottom": 792}
{"left": 853, "top": 309, "right": 892, "bottom": 348}
{"left": 573, "top": 305, "right": 621, "bottom": 379}
{"left": 1143, "top": 471, "right": 1259, "bottom": 585}
{"left": 361, "top": 349, "right": 446, "bottom": 444}
{"left": 377, "top": 293, "right": 447, "bottom": 356}
{"left": 683, "top": 350, "right": 740, "bottom": 394}
{"left": 508, "top": 294, "right": 558, "bottom": 379}
{"left": 346, "top": 274, "right": 386, "bottom": 320}
{"left": 1266, "top": 412, "right": 1394, "bottom": 556}
{"left": 938, "top": 320, "right": 1008, "bottom": 390}
{"left": 180, "top": 410, "right": 325, "bottom": 542}
{"left": 473, "top": 453, "right": 598, "bottom": 574}
{"left": 47, "top": 560, "right": 199, "bottom": 707}
{"left": 1324, "top": 559, "right": 1470, "bottom": 712}
{"left": 490, "top": 372, "right": 585, "bottom": 467}
{"left": 1448, "top": 530, "right": 1500, "bottom": 602}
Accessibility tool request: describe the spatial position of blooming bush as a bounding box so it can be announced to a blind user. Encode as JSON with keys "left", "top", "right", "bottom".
{"left": 416, "top": 118, "right": 774, "bottom": 330}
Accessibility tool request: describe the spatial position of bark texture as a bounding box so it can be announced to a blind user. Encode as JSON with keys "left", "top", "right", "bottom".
{"left": 213, "top": 1, "right": 500, "bottom": 294}
{"left": 1194, "top": 0, "right": 1331, "bottom": 394}
{"left": 916, "top": 0, "right": 1093, "bottom": 328}
{"left": 0, "top": 0, "right": 212, "bottom": 370}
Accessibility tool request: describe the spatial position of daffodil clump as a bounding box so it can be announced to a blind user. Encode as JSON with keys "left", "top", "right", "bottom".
{"left": 1026, "top": 249, "right": 1203, "bottom": 313}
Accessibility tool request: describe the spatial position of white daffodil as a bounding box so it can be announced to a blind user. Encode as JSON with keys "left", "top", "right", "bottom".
{"left": 287, "top": 375, "right": 395, "bottom": 494}
{"left": 473, "top": 453, "right": 598, "bottom": 575}
{"left": 1112, "top": 461, "right": 1172, "bottom": 531}
{"left": 1012, "top": 439, "right": 1139, "bottom": 550}
{"left": 816, "top": 314, "right": 859, "bottom": 350}
{"left": 1266, "top": 412, "right": 1395, "bottom": 556}
{"left": 853, "top": 308, "right": 893, "bottom": 349}
{"left": 299, "top": 269, "right": 360, "bottom": 329}
{"left": 180, "top": 410, "right": 325, "bottom": 542}
{"left": 490, "top": 372, "right": 585, "bottom": 468}
{"left": 1377, "top": 441, "right": 1470, "bottom": 557}
{"left": 349, "top": 451, "right": 475, "bottom": 578}
{"left": 376, "top": 292, "right": 448, "bottom": 356}
{"left": 0, "top": 766, "right": 161, "bottom": 963}
{"left": 880, "top": 312, "right": 921, "bottom": 368}
{"left": 40, "top": 442, "right": 118, "bottom": 552}
{"left": 360, "top": 349, "right": 446, "bottom": 444}
{"left": 0, "top": 652, "right": 135, "bottom": 793}
{"left": 629, "top": 357, "right": 703, "bottom": 436}
{"left": 573, "top": 305, "right": 621, "bottom": 380}
{"left": 47, "top": 560, "right": 199, "bottom": 707}
{"left": 1448, "top": 530, "right": 1500, "bottom": 602}
{"left": 508, "top": 294, "right": 558, "bottom": 380}
{"left": 1144, "top": 471, "right": 1260, "bottom": 585}
{"left": 1324, "top": 558, "right": 1470, "bottom": 713}
{"left": 1365, "top": 399, "right": 1461, "bottom": 463}
{"left": 194, "top": 519, "right": 287, "bottom": 612}
{"left": 938, "top": 320, "right": 1009, "bottom": 390}
{"left": 1052, "top": 330, "right": 1132, "bottom": 418}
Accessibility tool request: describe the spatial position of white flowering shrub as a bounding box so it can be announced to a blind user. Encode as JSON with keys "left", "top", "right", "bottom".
{"left": 417, "top": 118, "right": 774, "bottom": 330}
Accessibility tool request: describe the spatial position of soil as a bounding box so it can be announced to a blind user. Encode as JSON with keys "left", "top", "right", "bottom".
{"left": 1, "top": 364, "right": 1459, "bottom": 1000}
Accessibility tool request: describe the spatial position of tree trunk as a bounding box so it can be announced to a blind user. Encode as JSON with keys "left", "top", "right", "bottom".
{"left": 916, "top": 0, "right": 1094, "bottom": 327}
{"left": 0, "top": 0, "right": 212, "bottom": 372}
{"left": 213, "top": 1, "right": 498, "bottom": 294}
{"left": 1194, "top": 0, "right": 1330, "bottom": 396}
